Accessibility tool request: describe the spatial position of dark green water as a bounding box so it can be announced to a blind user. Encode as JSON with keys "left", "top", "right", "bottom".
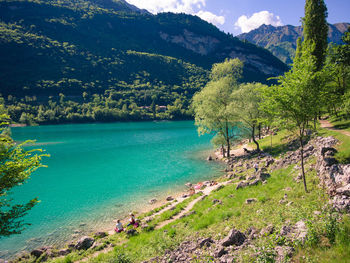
{"left": 0, "top": 121, "right": 222, "bottom": 258}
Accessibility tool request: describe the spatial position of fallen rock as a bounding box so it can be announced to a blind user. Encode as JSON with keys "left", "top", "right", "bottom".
{"left": 221, "top": 228, "right": 246, "bottom": 247}
{"left": 75, "top": 236, "right": 95, "bottom": 250}
{"left": 260, "top": 224, "right": 274, "bottom": 236}
{"left": 245, "top": 198, "right": 257, "bottom": 204}
{"left": 58, "top": 248, "right": 71, "bottom": 256}
{"left": 324, "top": 157, "right": 338, "bottom": 167}
{"left": 207, "top": 155, "right": 213, "bottom": 161}
{"left": 280, "top": 225, "right": 292, "bottom": 236}
{"left": 336, "top": 185, "right": 350, "bottom": 196}
{"left": 166, "top": 196, "right": 174, "bottom": 201}
{"left": 249, "top": 179, "right": 261, "bottom": 186}
{"left": 214, "top": 246, "right": 227, "bottom": 258}
{"left": 30, "top": 249, "right": 44, "bottom": 258}
{"left": 293, "top": 220, "right": 307, "bottom": 242}
{"left": 275, "top": 246, "right": 294, "bottom": 263}
{"left": 236, "top": 181, "right": 249, "bottom": 190}
{"left": 198, "top": 237, "right": 213, "bottom": 248}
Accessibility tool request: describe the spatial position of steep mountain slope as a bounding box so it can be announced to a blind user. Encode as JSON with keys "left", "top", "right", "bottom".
{"left": 0, "top": 0, "right": 287, "bottom": 98}
{"left": 238, "top": 23, "right": 350, "bottom": 64}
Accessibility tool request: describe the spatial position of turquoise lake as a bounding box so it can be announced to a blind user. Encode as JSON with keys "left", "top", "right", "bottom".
{"left": 1, "top": 121, "right": 222, "bottom": 258}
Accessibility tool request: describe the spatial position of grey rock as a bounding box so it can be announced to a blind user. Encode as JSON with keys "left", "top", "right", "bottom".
{"left": 275, "top": 246, "right": 294, "bottom": 263}
{"left": 236, "top": 181, "right": 249, "bottom": 190}
{"left": 324, "top": 157, "right": 338, "bottom": 166}
{"left": 166, "top": 196, "right": 174, "bottom": 201}
{"left": 245, "top": 198, "right": 257, "bottom": 204}
{"left": 336, "top": 185, "right": 350, "bottom": 196}
{"left": 249, "top": 179, "right": 261, "bottom": 186}
{"left": 75, "top": 236, "right": 95, "bottom": 250}
{"left": 214, "top": 246, "right": 227, "bottom": 258}
{"left": 280, "top": 225, "right": 292, "bottom": 236}
{"left": 31, "top": 249, "right": 44, "bottom": 258}
{"left": 293, "top": 220, "right": 307, "bottom": 242}
{"left": 260, "top": 224, "right": 274, "bottom": 236}
{"left": 58, "top": 249, "right": 71, "bottom": 256}
{"left": 198, "top": 237, "right": 213, "bottom": 248}
{"left": 221, "top": 228, "right": 246, "bottom": 247}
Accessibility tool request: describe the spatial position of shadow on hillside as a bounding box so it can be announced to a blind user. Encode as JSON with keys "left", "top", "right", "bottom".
{"left": 333, "top": 121, "right": 350, "bottom": 130}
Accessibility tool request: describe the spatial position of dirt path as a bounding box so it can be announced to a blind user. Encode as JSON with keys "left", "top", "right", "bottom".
{"left": 320, "top": 119, "right": 350, "bottom": 137}
{"left": 155, "top": 182, "right": 228, "bottom": 229}
{"left": 76, "top": 181, "right": 232, "bottom": 262}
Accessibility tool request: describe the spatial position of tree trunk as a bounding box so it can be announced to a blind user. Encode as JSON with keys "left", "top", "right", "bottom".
{"left": 226, "top": 122, "right": 230, "bottom": 158}
{"left": 252, "top": 125, "right": 260, "bottom": 152}
{"left": 299, "top": 129, "right": 308, "bottom": 193}
{"left": 270, "top": 132, "right": 273, "bottom": 148}
{"left": 258, "top": 124, "right": 261, "bottom": 139}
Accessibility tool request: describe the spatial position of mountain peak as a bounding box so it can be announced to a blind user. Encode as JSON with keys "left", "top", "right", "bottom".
{"left": 237, "top": 22, "right": 349, "bottom": 64}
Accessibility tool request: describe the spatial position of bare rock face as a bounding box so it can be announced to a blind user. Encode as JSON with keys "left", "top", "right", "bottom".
{"left": 75, "top": 236, "right": 94, "bottom": 250}
{"left": 221, "top": 228, "right": 246, "bottom": 247}
{"left": 159, "top": 29, "right": 220, "bottom": 55}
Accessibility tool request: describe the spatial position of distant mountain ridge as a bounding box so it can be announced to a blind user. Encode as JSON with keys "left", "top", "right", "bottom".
{"left": 238, "top": 23, "right": 350, "bottom": 64}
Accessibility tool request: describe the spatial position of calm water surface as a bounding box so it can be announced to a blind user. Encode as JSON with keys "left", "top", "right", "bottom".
{"left": 1, "top": 121, "right": 222, "bottom": 258}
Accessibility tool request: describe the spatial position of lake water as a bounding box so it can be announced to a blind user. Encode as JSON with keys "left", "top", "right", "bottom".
{"left": 0, "top": 121, "right": 222, "bottom": 259}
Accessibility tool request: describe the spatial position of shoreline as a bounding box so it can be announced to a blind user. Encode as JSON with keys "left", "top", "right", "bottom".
{"left": 5, "top": 148, "right": 226, "bottom": 260}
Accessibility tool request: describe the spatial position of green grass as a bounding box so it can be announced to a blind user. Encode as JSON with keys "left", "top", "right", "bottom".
{"left": 249, "top": 129, "right": 295, "bottom": 157}
{"left": 329, "top": 115, "right": 350, "bottom": 132}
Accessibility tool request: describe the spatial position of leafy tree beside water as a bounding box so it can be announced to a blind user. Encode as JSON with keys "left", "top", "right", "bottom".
{"left": 0, "top": 110, "right": 47, "bottom": 237}
{"left": 192, "top": 58, "right": 243, "bottom": 158}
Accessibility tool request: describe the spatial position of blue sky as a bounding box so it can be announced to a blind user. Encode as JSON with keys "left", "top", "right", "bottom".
{"left": 125, "top": 0, "right": 350, "bottom": 35}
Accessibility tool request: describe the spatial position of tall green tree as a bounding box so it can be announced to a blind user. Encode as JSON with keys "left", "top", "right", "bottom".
{"left": 231, "top": 83, "right": 267, "bottom": 152}
{"left": 0, "top": 110, "right": 47, "bottom": 237}
{"left": 192, "top": 58, "right": 243, "bottom": 158}
{"left": 261, "top": 44, "right": 319, "bottom": 192}
{"left": 302, "top": 0, "right": 328, "bottom": 71}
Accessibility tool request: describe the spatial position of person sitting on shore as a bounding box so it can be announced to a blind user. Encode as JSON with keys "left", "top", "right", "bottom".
{"left": 127, "top": 213, "right": 139, "bottom": 227}
{"left": 115, "top": 219, "right": 124, "bottom": 233}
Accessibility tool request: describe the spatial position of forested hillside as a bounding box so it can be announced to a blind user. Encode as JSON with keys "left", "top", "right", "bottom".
{"left": 0, "top": 0, "right": 288, "bottom": 124}
{"left": 238, "top": 23, "right": 349, "bottom": 64}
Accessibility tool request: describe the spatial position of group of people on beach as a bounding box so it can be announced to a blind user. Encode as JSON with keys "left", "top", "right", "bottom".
{"left": 114, "top": 213, "right": 139, "bottom": 233}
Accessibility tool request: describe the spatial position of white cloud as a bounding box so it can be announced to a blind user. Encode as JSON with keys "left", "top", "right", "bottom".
{"left": 125, "top": 0, "right": 206, "bottom": 14}
{"left": 196, "top": 11, "right": 225, "bottom": 26}
{"left": 234, "top": 11, "right": 283, "bottom": 33}
{"left": 125, "top": 0, "right": 225, "bottom": 27}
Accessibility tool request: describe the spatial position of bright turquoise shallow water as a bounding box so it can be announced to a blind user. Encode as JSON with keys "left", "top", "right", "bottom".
{"left": 1, "top": 121, "right": 222, "bottom": 258}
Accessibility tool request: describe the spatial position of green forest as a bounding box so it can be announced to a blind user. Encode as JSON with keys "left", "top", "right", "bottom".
{"left": 0, "top": 0, "right": 288, "bottom": 124}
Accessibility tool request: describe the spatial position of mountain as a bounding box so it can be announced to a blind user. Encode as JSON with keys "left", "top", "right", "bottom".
{"left": 0, "top": 0, "right": 288, "bottom": 123}
{"left": 238, "top": 23, "right": 350, "bottom": 64}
